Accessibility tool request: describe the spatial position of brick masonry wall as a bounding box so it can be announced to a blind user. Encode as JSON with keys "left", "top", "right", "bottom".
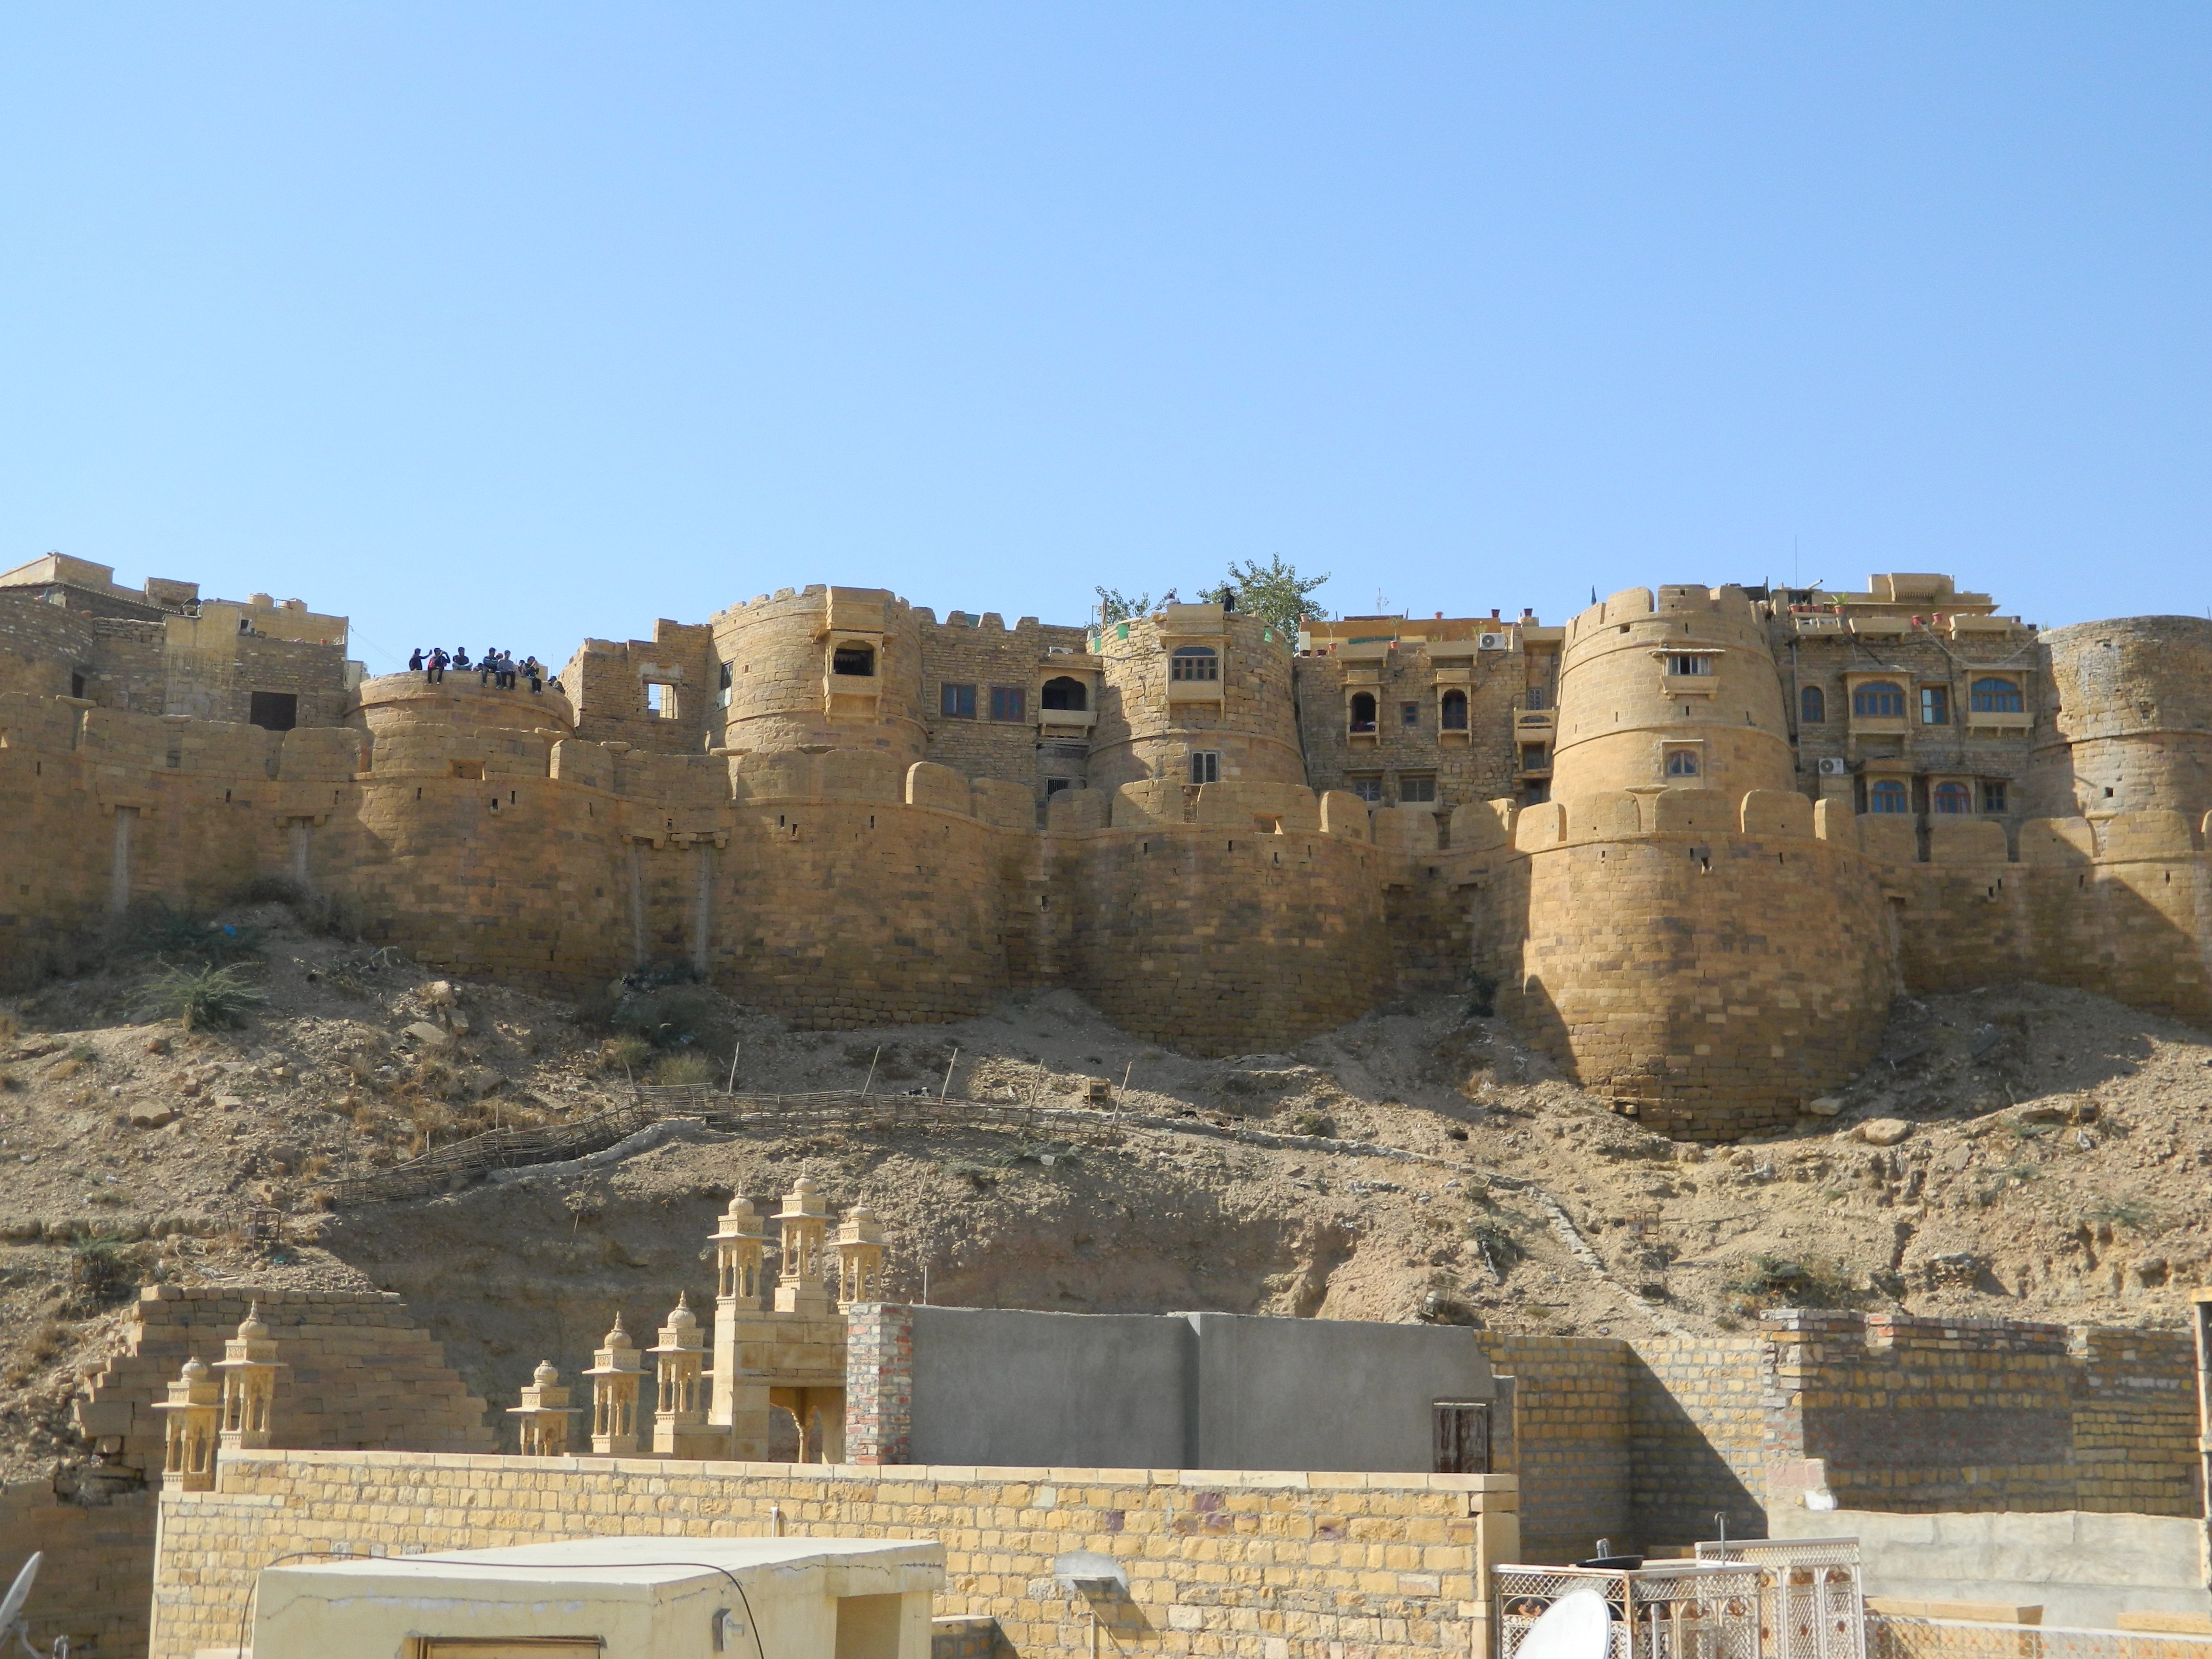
{"left": 1476, "top": 1334, "right": 1630, "bottom": 1563}
{"left": 1624, "top": 1334, "right": 1771, "bottom": 1548}
{"left": 845, "top": 1303, "right": 914, "bottom": 1465}
{"left": 1762, "top": 1310, "right": 2200, "bottom": 1517}
{"left": 148, "top": 1452, "right": 1520, "bottom": 1659}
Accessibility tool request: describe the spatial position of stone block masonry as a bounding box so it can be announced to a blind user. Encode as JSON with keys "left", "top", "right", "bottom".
{"left": 148, "top": 1451, "right": 1522, "bottom": 1659}
{"left": 0, "top": 1287, "right": 493, "bottom": 1659}
{"left": 6, "top": 573, "right": 2211, "bottom": 1139}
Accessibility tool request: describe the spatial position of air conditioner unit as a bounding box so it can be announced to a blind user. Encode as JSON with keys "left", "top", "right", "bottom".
{"left": 1816, "top": 758, "right": 1847, "bottom": 776}
{"left": 1476, "top": 632, "right": 1508, "bottom": 651}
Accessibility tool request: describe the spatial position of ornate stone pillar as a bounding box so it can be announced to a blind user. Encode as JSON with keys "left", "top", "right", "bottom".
{"left": 508, "top": 1360, "right": 577, "bottom": 1457}
{"left": 583, "top": 1314, "right": 643, "bottom": 1455}
{"left": 212, "top": 1302, "right": 280, "bottom": 1451}
{"left": 152, "top": 1356, "right": 221, "bottom": 1491}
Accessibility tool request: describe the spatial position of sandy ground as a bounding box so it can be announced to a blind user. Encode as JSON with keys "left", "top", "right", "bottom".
{"left": 4, "top": 896, "right": 2209, "bottom": 1481}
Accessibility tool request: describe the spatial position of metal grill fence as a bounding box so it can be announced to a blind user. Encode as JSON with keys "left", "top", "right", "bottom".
{"left": 1494, "top": 1563, "right": 1767, "bottom": 1659}
{"left": 1694, "top": 1538, "right": 1865, "bottom": 1659}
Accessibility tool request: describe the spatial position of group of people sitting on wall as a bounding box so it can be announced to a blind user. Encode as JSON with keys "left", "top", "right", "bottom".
{"left": 406, "top": 646, "right": 559, "bottom": 695}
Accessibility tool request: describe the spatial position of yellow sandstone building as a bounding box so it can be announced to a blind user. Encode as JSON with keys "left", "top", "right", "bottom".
{"left": 4, "top": 555, "right": 2208, "bottom": 1140}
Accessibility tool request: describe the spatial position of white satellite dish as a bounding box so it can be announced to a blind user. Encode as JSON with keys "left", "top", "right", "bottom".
{"left": 0, "top": 1553, "right": 41, "bottom": 1638}
{"left": 1515, "top": 1584, "right": 1610, "bottom": 1659}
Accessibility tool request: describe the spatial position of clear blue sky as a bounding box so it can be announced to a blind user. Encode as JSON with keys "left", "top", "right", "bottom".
{"left": 2, "top": 6, "right": 2206, "bottom": 672}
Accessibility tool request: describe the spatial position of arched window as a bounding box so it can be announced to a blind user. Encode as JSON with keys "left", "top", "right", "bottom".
{"left": 1970, "top": 677, "right": 2023, "bottom": 713}
{"left": 1800, "top": 685, "right": 1826, "bottom": 724}
{"left": 1041, "top": 675, "right": 1088, "bottom": 711}
{"left": 1349, "top": 692, "right": 1377, "bottom": 732}
{"left": 832, "top": 643, "right": 875, "bottom": 677}
{"left": 1665, "top": 748, "right": 1700, "bottom": 777}
{"left": 1853, "top": 681, "right": 1905, "bottom": 719}
{"left": 1169, "top": 645, "right": 1219, "bottom": 683}
{"left": 1440, "top": 689, "right": 1468, "bottom": 731}
{"left": 1869, "top": 779, "right": 1910, "bottom": 814}
{"left": 1932, "top": 781, "right": 1971, "bottom": 815}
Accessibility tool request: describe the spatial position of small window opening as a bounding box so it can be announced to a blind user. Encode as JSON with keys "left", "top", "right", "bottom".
{"left": 1399, "top": 774, "right": 1436, "bottom": 803}
{"left": 1348, "top": 775, "right": 1383, "bottom": 804}
{"left": 1169, "top": 645, "right": 1219, "bottom": 682}
{"left": 1664, "top": 748, "right": 1700, "bottom": 777}
{"left": 1440, "top": 689, "right": 1468, "bottom": 731}
{"left": 941, "top": 683, "right": 977, "bottom": 719}
{"left": 1349, "top": 692, "right": 1377, "bottom": 732}
{"left": 1800, "top": 685, "right": 1825, "bottom": 724}
{"left": 1399, "top": 701, "right": 1420, "bottom": 728}
{"left": 70, "top": 672, "right": 86, "bottom": 699}
{"left": 1981, "top": 780, "right": 2008, "bottom": 814}
{"left": 646, "top": 681, "right": 679, "bottom": 719}
{"left": 1666, "top": 654, "right": 1713, "bottom": 676}
{"left": 450, "top": 760, "right": 485, "bottom": 780}
{"left": 1041, "top": 675, "right": 1087, "bottom": 711}
{"left": 1189, "top": 751, "right": 1221, "bottom": 785}
{"left": 833, "top": 643, "right": 875, "bottom": 676}
{"left": 1932, "top": 781, "right": 1971, "bottom": 814}
{"left": 1869, "top": 779, "right": 1910, "bottom": 814}
{"left": 990, "top": 686, "right": 1025, "bottom": 721}
{"left": 1921, "top": 686, "right": 1950, "bottom": 726}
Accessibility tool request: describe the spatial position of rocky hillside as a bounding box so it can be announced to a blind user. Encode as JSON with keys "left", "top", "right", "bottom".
{"left": 4, "top": 893, "right": 2209, "bottom": 1481}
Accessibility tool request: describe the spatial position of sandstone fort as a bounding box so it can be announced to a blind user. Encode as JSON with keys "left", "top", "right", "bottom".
{"left": 4, "top": 552, "right": 2209, "bottom": 1141}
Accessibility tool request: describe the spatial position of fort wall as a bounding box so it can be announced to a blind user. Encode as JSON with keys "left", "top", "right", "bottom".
{"left": 1503, "top": 788, "right": 1897, "bottom": 1139}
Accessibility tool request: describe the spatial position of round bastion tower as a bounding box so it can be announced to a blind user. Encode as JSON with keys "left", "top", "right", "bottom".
{"left": 708, "top": 585, "right": 929, "bottom": 762}
{"left": 1549, "top": 584, "right": 1795, "bottom": 800}
{"left": 2028, "top": 616, "right": 2212, "bottom": 825}
{"left": 1086, "top": 604, "right": 1305, "bottom": 796}
{"left": 1512, "top": 583, "right": 1896, "bottom": 1141}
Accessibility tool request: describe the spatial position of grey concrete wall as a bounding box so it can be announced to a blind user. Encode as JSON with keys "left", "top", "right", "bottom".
{"left": 1773, "top": 1507, "right": 2206, "bottom": 1629}
{"left": 904, "top": 1307, "right": 1494, "bottom": 1474}
{"left": 1188, "top": 1313, "right": 1493, "bottom": 1473}
{"left": 907, "top": 1307, "right": 1193, "bottom": 1468}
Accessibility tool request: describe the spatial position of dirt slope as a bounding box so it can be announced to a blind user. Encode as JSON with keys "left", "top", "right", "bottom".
{"left": 4, "top": 897, "right": 2210, "bottom": 1481}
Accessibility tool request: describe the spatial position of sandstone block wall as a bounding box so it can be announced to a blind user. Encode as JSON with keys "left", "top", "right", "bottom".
{"left": 1880, "top": 810, "right": 2212, "bottom": 1027}
{"left": 2, "top": 1286, "right": 491, "bottom": 1659}
{"left": 1504, "top": 792, "right": 1898, "bottom": 1139}
{"left": 1088, "top": 611, "right": 1304, "bottom": 793}
{"left": 1551, "top": 586, "right": 1796, "bottom": 802}
{"left": 1294, "top": 640, "right": 1525, "bottom": 814}
{"left": 148, "top": 1452, "right": 1520, "bottom": 1659}
{"left": 2032, "top": 617, "right": 2212, "bottom": 824}
{"left": 1054, "top": 823, "right": 1393, "bottom": 1057}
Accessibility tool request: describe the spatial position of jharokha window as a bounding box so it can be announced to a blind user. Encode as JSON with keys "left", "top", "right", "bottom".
{"left": 1853, "top": 682, "right": 1906, "bottom": 719}
{"left": 1349, "top": 692, "right": 1377, "bottom": 733}
{"left": 832, "top": 643, "right": 875, "bottom": 676}
{"left": 1440, "top": 689, "right": 1469, "bottom": 730}
{"left": 1868, "top": 778, "right": 1911, "bottom": 814}
{"left": 1932, "top": 781, "right": 1972, "bottom": 814}
{"left": 1971, "top": 677, "right": 2024, "bottom": 713}
{"left": 1169, "top": 645, "right": 1219, "bottom": 683}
